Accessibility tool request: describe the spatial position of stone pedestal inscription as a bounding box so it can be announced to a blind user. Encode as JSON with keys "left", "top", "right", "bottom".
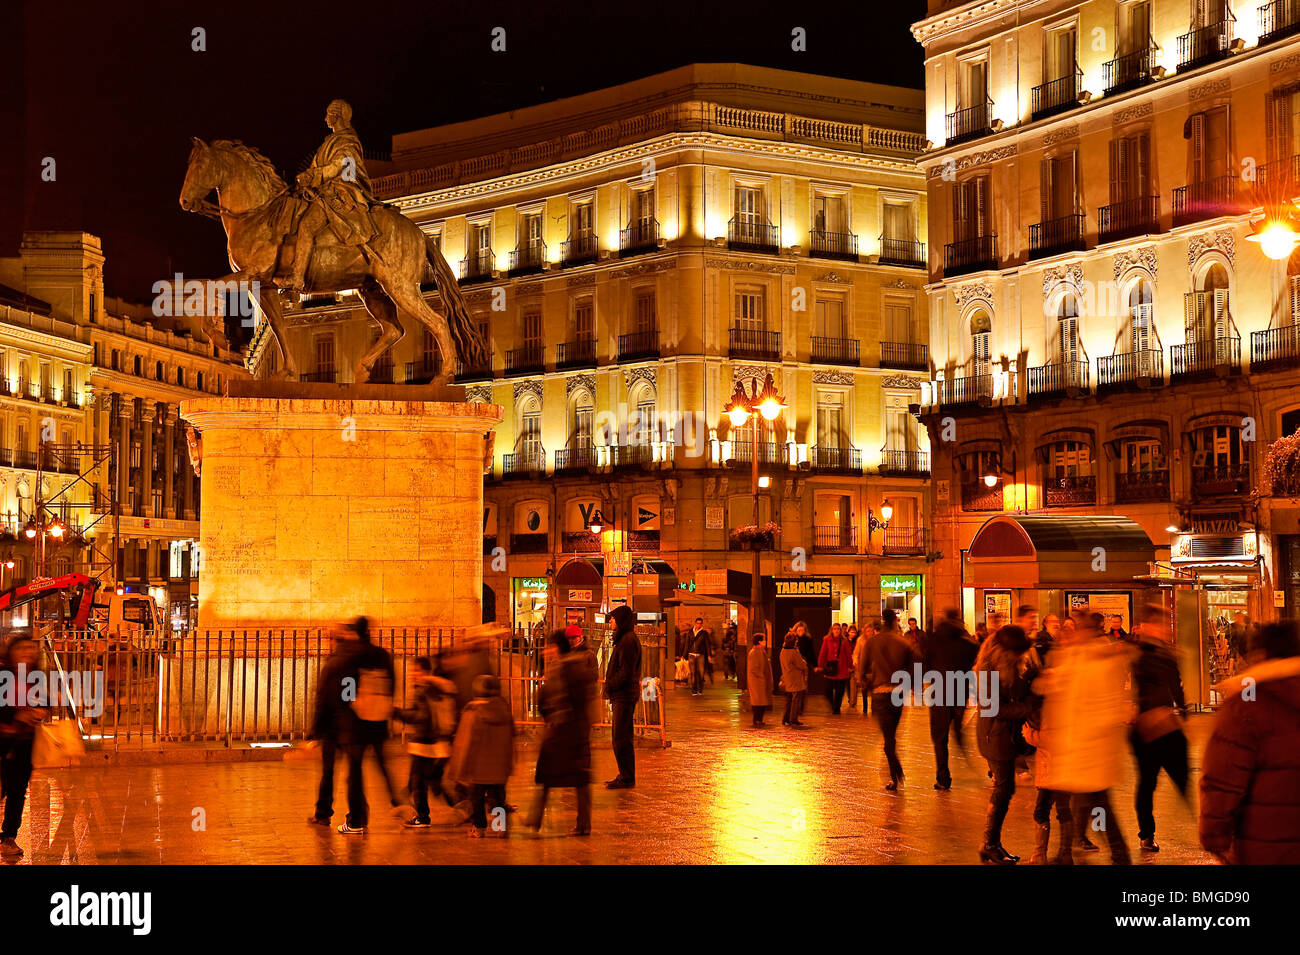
{"left": 181, "top": 392, "right": 501, "bottom": 629}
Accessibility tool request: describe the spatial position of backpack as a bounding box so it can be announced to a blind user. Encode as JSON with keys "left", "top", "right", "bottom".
{"left": 352, "top": 667, "right": 394, "bottom": 722}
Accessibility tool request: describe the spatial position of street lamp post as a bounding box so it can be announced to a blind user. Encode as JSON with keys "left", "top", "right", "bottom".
{"left": 724, "top": 372, "right": 787, "bottom": 651}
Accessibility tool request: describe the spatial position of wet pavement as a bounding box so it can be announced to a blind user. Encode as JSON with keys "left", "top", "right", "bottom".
{"left": 4, "top": 681, "right": 1214, "bottom": 865}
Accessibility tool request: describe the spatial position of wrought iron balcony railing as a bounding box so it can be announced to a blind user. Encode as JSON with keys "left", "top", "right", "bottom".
{"left": 1028, "top": 360, "right": 1090, "bottom": 396}
{"left": 1098, "top": 195, "right": 1160, "bottom": 243}
{"left": 944, "top": 234, "right": 998, "bottom": 276}
{"left": 1251, "top": 324, "right": 1300, "bottom": 372}
{"left": 554, "top": 446, "right": 598, "bottom": 474}
{"left": 878, "top": 237, "right": 926, "bottom": 268}
{"left": 810, "top": 445, "right": 861, "bottom": 474}
{"left": 460, "top": 248, "right": 495, "bottom": 283}
{"left": 1103, "top": 46, "right": 1158, "bottom": 96}
{"left": 619, "top": 220, "right": 660, "bottom": 257}
{"left": 562, "top": 530, "right": 601, "bottom": 553}
{"left": 1031, "top": 69, "right": 1082, "bottom": 121}
{"left": 453, "top": 358, "right": 493, "bottom": 382}
{"left": 1029, "top": 213, "right": 1086, "bottom": 259}
{"left": 935, "top": 374, "right": 993, "bottom": 406}
{"left": 1192, "top": 462, "right": 1251, "bottom": 496}
{"left": 730, "top": 439, "right": 788, "bottom": 466}
{"left": 812, "top": 525, "right": 857, "bottom": 554}
{"left": 728, "top": 218, "right": 780, "bottom": 254}
{"left": 879, "top": 341, "right": 929, "bottom": 371}
{"left": 809, "top": 229, "right": 858, "bottom": 261}
{"left": 612, "top": 444, "right": 657, "bottom": 469}
{"left": 1043, "top": 473, "right": 1097, "bottom": 507}
{"left": 1115, "top": 469, "right": 1170, "bottom": 504}
{"left": 562, "top": 233, "right": 599, "bottom": 266}
{"left": 946, "top": 98, "right": 993, "bottom": 146}
{"left": 961, "top": 480, "right": 1004, "bottom": 512}
{"left": 503, "top": 449, "right": 547, "bottom": 478}
{"left": 810, "top": 336, "right": 859, "bottom": 366}
{"left": 728, "top": 327, "right": 781, "bottom": 361}
{"left": 1178, "top": 18, "right": 1235, "bottom": 72}
{"left": 508, "top": 240, "right": 547, "bottom": 276}
{"left": 1170, "top": 336, "right": 1241, "bottom": 378}
{"left": 879, "top": 450, "right": 930, "bottom": 475}
{"left": 881, "top": 526, "right": 926, "bottom": 555}
{"left": 1173, "top": 176, "right": 1239, "bottom": 226}
{"left": 555, "top": 339, "right": 597, "bottom": 369}
{"left": 1097, "top": 349, "right": 1164, "bottom": 390}
{"left": 504, "top": 344, "right": 545, "bottom": 376}
{"left": 618, "top": 329, "right": 660, "bottom": 362}
{"left": 1261, "top": 0, "right": 1300, "bottom": 44}
{"left": 1257, "top": 154, "right": 1300, "bottom": 195}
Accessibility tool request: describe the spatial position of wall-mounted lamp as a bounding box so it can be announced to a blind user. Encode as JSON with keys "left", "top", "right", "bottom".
{"left": 867, "top": 503, "right": 893, "bottom": 540}
{"left": 757, "top": 475, "right": 771, "bottom": 489}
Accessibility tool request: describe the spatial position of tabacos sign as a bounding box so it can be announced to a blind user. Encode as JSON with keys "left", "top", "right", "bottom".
{"left": 773, "top": 577, "right": 832, "bottom": 599}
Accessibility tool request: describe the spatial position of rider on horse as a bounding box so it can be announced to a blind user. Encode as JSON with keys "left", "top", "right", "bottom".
{"left": 284, "top": 99, "right": 379, "bottom": 291}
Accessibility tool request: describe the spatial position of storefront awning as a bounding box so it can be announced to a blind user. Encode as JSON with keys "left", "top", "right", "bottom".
{"left": 966, "top": 515, "right": 1156, "bottom": 589}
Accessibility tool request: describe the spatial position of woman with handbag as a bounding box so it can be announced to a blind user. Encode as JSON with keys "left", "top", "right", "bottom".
{"left": 0, "top": 634, "right": 48, "bottom": 858}
{"left": 1130, "top": 606, "right": 1188, "bottom": 854}
{"left": 816, "top": 623, "right": 852, "bottom": 715}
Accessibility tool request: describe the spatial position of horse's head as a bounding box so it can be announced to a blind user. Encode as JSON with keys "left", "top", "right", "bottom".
{"left": 179, "top": 137, "right": 220, "bottom": 214}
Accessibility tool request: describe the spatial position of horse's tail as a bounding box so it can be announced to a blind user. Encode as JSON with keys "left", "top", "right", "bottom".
{"left": 425, "top": 235, "right": 487, "bottom": 371}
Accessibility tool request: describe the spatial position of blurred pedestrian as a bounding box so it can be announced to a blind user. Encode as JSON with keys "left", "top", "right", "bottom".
{"left": 0, "top": 633, "right": 47, "bottom": 858}
{"left": 748, "top": 634, "right": 773, "bottom": 727}
{"left": 852, "top": 621, "right": 879, "bottom": 715}
{"left": 1227, "top": 612, "right": 1249, "bottom": 664}
{"left": 525, "top": 630, "right": 593, "bottom": 836}
{"left": 1200, "top": 621, "right": 1300, "bottom": 864}
{"left": 779, "top": 632, "right": 808, "bottom": 726}
{"left": 448, "top": 674, "right": 516, "bottom": 838}
{"left": 721, "top": 623, "right": 738, "bottom": 681}
{"left": 393, "top": 655, "right": 458, "bottom": 827}
{"left": 307, "top": 629, "right": 355, "bottom": 828}
{"left": 923, "top": 608, "right": 977, "bottom": 791}
{"left": 1130, "top": 605, "right": 1188, "bottom": 853}
{"left": 566, "top": 624, "right": 603, "bottom": 727}
{"left": 793, "top": 621, "right": 815, "bottom": 676}
{"left": 816, "top": 622, "right": 852, "bottom": 715}
{"left": 859, "top": 609, "right": 917, "bottom": 790}
{"left": 336, "top": 616, "right": 404, "bottom": 835}
{"left": 974, "top": 624, "right": 1033, "bottom": 864}
{"left": 603, "top": 605, "right": 641, "bottom": 790}
{"left": 845, "top": 624, "right": 861, "bottom": 711}
{"left": 1022, "top": 622, "right": 1071, "bottom": 864}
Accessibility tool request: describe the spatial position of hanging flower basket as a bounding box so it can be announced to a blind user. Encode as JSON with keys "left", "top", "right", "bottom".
{"left": 1263, "top": 430, "right": 1300, "bottom": 496}
{"left": 730, "top": 522, "right": 780, "bottom": 551}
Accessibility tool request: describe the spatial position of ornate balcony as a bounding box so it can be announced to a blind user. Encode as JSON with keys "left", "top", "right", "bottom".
{"left": 562, "top": 233, "right": 599, "bottom": 266}
{"left": 944, "top": 235, "right": 997, "bottom": 277}
{"left": 611, "top": 444, "right": 656, "bottom": 469}
{"left": 1028, "top": 360, "right": 1090, "bottom": 397}
{"left": 728, "top": 218, "right": 779, "bottom": 255}
{"left": 1173, "top": 176, "right": 1239, "bottom": 226}
{"left": 812, "top": 525, "right": 857, "bottom": 554}
{"left": 1251, "top": 324, "right": 1300, "bottom": 372}
{"left": 1115, "top": 469, "right": 1170, "bottom": 504}
{"left": 730, "top": 439, "right": 788, "bottom": 467}
{"left": 961, "top": 480, "right": 1003, "bottom": 512}
{"left": 729, "top": 327, "right": 781, "bottom": 362}
{"left": 459, "top": 248, "right": 495, "bottom": 284}
{"left": 1193, "top": 462, "right": 1251, "bottom": 497}
{"left": 504, "top": 344, "right": 545, "bottom": 377}
{"left": 619, "top": 220, "right": 660, "bottom": 257}
{"left": 1029, "top": 213, "right": 1086, "bottom": 259}
{"left": 879, "top": 450, "right": 930, "bottom": 476}
{"left": 809, "top": 229, "right": 858, "bottom": 261}
{"left": 503, "top": 450, "right": 546, "bottom": 478}
{"left": 1170, "top": 336, "right": 1241, "bottom": 380}
{"left": 881, "top": 526, "right": 926, "bottom": 556}
{"left": 1043, "top": 474, "right": 1097, "bottom": 508}
{"left": 1261, "top": 0, "right": 1300, "bottom": 44}
{"left": 556, "top": 339, "right": 597, "bottom": 370}
{"left": 1103, "top": 46, "right": 1158, "bottom": 96}
{"left": 934, "top": 374, "right": 993, "bottom": 407}
{"left": 810, "top": 336, "right": 859, "bottom": 367}
{"left": 1097, "top": 349, "right": 1163, "bottom": 392}
{"left": 508, "top": 240, "right": 547, "bottom": 277}
{"left": 945, "top": 99, "right": 993, "bottom": 146}
{"left": 810, "top": 445, "right": 861, "bottom": 475}
{"left": 880, "top": 341, "right": 929, "bottom": 371}
{"left": 554, "top": 446, "right": 598, "bottom": 475}
{"left": 618, "top": 329, "right": 659, "bottom": 362}
{"left": 878, "top": 237, "right": 926, "bottom": 268}
{"left": 453, "top": 358, "right": 493, "bottom": 382}
{"left": 1178, "top": 18, "right": 1235, "bottom": 72}
{"left": 561, "top": 530, "right": 601, "bottom": 553}
{"left": 1031, "top": 69, "right": 1082, "bottom": 121}
{"left": 1098, "top": 196, "right": 1160, "bottom": 243}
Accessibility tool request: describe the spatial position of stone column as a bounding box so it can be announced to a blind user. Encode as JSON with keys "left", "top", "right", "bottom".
{"left": 141, "top": 402, "right": 156, "bottom": 517}
{"left": 116, "top": 399, "right": 132, "bottom": 516}
{"left": 163, "top": 405, "right": 176, "bottom": 520}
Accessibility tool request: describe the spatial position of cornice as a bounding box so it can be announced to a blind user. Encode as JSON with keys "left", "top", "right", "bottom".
{"left": 0, "top": 322, "right": 93, "bottom": 358}
{"left": 911, "top": 0, "right": 1021, "bottom": 48}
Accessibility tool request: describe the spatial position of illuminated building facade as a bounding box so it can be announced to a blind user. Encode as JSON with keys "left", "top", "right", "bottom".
{"left": 912, "top": 0, "right": 1300, "bottom": 640}
{"left": 251, "top": 64, "right": 933, "bottom": 636}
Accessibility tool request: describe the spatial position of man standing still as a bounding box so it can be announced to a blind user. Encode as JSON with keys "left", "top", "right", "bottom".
{"left": 604, "top": 605, "right": 642, "bottom": 789}
{"left": 688, "top": 618, "right": 711, "bottom": 696}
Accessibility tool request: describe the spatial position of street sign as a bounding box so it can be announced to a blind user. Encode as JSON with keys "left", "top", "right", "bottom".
{"left": 606, "top": 552, "right": 633, "bottom": 576}
{"left": 631, "top": 573, "right": 658, "bottom": 595}
{"left": 880, "top": 574, "right": 921, "bottom": 591}
{"left": 568, "top": 589, "right": 593, "bottom": 602}
{"left": 608, "top": 577, "right": 629, "bottom": 598}
{"left": 694, "top": 568, "right": 728, "bottom": 595}
{"left": 773, "top": 577, "right": 832, "bottom": 599}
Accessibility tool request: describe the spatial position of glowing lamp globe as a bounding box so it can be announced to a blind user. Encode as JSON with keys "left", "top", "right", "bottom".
{"left": 1249, "top": 221, "right": 1300, "bottom": 260}
{"left": 24, "top": 526, "right": 36, "bottom": 540}
{"left": 49, "top": 524, "right": 64, "bottom": 539}
{"left": 880, "top": 503, "right": 894, "bottom": 522}
{"left": 756, "top": 373, "right": 787, "bottom": 421}
{"left": 983, "top": 473, "right": 999, "bottom": 488}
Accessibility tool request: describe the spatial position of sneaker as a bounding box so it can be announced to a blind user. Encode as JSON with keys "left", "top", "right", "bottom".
{"left": 1140, "top": 838, "right": 1160, "bottom": 853}
{"left": 0, "top": 837, "right": 23, "bottom": 857}
{"left": 336, "top": 823, "right": 366, "bottom": 834}
{"left": 402, "top": 816, "right": 432, "bottom": 828}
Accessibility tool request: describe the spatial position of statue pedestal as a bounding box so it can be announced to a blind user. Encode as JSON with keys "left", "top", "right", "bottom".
{"left": 180, "top": 382, "right": 501, "bottom": 629}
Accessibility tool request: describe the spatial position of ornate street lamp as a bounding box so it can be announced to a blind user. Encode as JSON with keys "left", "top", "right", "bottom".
{"left": 868, "top": 502, "right": 893, "bottom": 541}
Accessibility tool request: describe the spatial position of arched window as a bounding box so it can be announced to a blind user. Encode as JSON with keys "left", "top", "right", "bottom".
{"left": 1191, "top": 423, "right": 1249, "bottom": 495}
{"left": 629, "top": 382, "right": 658, "bottom": 448}
{"left": 969, "top": 309, "right": 992, "bottom": 377}
{"left": 1116, "top": 438, "right": 1169, "bottom": 503}
{"left": 1127, "top": 278, "right": 1154, "bottom": 353}
{"left": 1042, "top": 440, "right": 1096, "bottom": 507}
{"left": 1189, "top": 262, "right": 1231, "bottom": 344}
{"left": 1056, "top": 294, "right": 1080, "bottom": 363}
{"left": 518, "top": 395, "right": 543, "bottom": 468}
{"left": 570, "top": 390, "right": 594, "bottom": 453}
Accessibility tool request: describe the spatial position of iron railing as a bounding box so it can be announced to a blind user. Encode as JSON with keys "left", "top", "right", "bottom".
{"left": 556, "top": 339, "right": 597, "bottom": 369}
{"left": 812, "top": 525, "right": 857, "bottom": 554}
{"left": 961, "top": 480, "right": 1004, "bottom": 512}
{"left": 1256, "top": 154, "right": 1300, "bottom": 195}
{"left": 1115, "top": 469, "right": 1170, "bottom": 503}
{"left": 810, "top": 336, "right": 860, "bottom": 366}
{"left": 936, "top": 374, "right": 993, "bottom": 406}
{"left": 1098, "top": 195, "right": 1160, "bottom": 243}
{"left": 729, "top": 327, "right": 781, "bottom": 361}
{"left": 1028, "top": 360, "right": 1090, "bottom": 396}
{"left": 503, "top": 449, "right": 547, "bottom": 477}
{"left": 1178, "top": 18, "right": 1235, "bottom": 72}
{"left": 620, "top": 219, "right": 660, "bottom": 256}
{"left": 1173, "top": 176, "right": 1238, "bottom": 226}
{"left": 405, "top": 360, "right": 438, "bottom": 384}
{"left": 1031, "top": 69, "right": 1082, "bottom": 120}
{"left": 460, "top": 248, "right": 495, "bottom": 283}
{"left": 562, "top": 530, "right": 601, "bottom": 553}
{"left": 810, "top": 445, "right": 861, "bottom": 473}
{"left": 1029, "top": 213, "right": 1087, "bottom": 259}
{"left": 879, "top": 449, "right": 930, "bottom": 475}
{"left": 554, "top": 446, "right": 597, "bottom": 473}
{"left": 809, "top": 229, "right": 858, "bottom": 261}
{"left": 1192, "top": 462, "right": 1251, "bottom": 496}
{"left": 946, "top": 98, "right": 993, "bottom": 146}
{"left": 612, "top": 444, "right": 657, "bottom": 469}
{"left": 880, "top": 341, "right": 929, "bottom": 370}
{"left": 1103, "top": 46, "right": 1158, "bottom": 96}
{"left": 728, "top": 218, "right": 780, "bottom": 254}
{"left": 730, "top": 439, "right": 787, "bottom": 466}
{"left": 1043, "top": 474, "right": 1098, "bottom": 507}
{"left": 944, "top": 234, "right": 997, "bottom": 276}
{"left": 1097, "top": 349, "right": 1164, "bottom": 389}
{"left": 1261, "top": 0, "right": 1300, "bottom": 44}
{"left": 300, "top": 369, "right": 336, "bottom": 383}
{"left": 618, "top": 329, "right": 660, "bottom": 362}
{"left": 1170, "top": 336, "right": 1241, "bottom": 378}
{"left": 504, "top": 343, "right": 545, "bottom": 376}
{"left": 508, "top": 240, "right": 547, "bottom": 276}
{"left": 453, "top": 358, "right": 493, "bottom": 382}
{"left": 881, "top": 526, "right": 926, "bottom": 555}
{"left": 878, "top": 237, "right": 927, "bottom": 268}
{"left": 1251, "top": 324, "right": 1300, "bottom": 371}
{"left": 562, "top": 233, "right": 599, "bottom": 265}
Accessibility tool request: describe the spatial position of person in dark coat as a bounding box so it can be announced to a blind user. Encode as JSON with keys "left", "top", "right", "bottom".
{"left": 721, "top": 623, "right": 738, "bottom": 680}
{"left": 337, "top": 616, "right": 403, "bottom": 834}
{"left": 793, "top": 621, "right": 815, "bottom": 675}
{"left": 447, "top": 674, "right": 516, "bottom": 837}
{"left": 1130, "top": 606, "right": 1188, "bottom": 853}
{"left": 393, "top": 655, "right": 459, "bottom": 827}
{"left": 687, "top": 618, "right": 712, "bottom": 696}
{"left": 974, "top": 624, "right": 1033, "bottom": 864}
{"left": 858, "top": 610, "right": 918, "bottom": 790}
{"left": 307, "top": 631, "right": 356, "bottom": 827}
{"left": 603, "top": 605, "right": 641, "bottom": 789}
{"left": 525, "top": 631, "right": 594, "bottom": 835}
{"left": 1200, "top": 621, "right": 1300, "bottom": 865}
{"left": 748, "top": 634, "right": 774, "bottom": 726}
{"left": 922, "top": 608, "right": 978, "bottom": 791}
{"left": 0, "top": 633, "right": 47, "bottom": 858}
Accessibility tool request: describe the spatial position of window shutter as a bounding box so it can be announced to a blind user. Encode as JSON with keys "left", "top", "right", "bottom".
{"left": 1109, "top": 138, "right": 1128, "bottom": 204}
{"left": 1290, "top": 275, "right": 1300, "bottom": 324}
{"left": 1185, "top": 292, "right": 1200, "bottom": 341}
{"left": 1213, "top": 287, "right": 1229, "bottom": 338}
{"left": 1040, "top": 159, "right": 1053, "bottom": 222}
{"left": 1135, "top": 134, "right": 1150, "bottom": 196}
{"left": 1207, "top": 107, "right": 1229, "bottom": 180}
{"left": 1188, "top": 112, "right": 1206, "bottom": 183}
{"left": 974, "top": 176, "right": 988, "bottom": 237}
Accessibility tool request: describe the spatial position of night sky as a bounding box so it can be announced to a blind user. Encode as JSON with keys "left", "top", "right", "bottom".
{"left": 5, "top": 0, "right": 926, "bottom": 303}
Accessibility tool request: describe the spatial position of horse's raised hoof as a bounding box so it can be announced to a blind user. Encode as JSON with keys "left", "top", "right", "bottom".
{"left": 353, "top": 367, "right": 371, "bottom": 385}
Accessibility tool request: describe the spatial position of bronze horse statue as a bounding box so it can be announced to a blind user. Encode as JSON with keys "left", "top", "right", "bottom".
{"left": 179, "top": 138, "right": 485, "bottom": 384}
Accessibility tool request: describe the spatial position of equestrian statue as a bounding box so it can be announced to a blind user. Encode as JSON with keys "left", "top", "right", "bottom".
{"left": 180, "top": 99, "right": 486, "bottom": 385}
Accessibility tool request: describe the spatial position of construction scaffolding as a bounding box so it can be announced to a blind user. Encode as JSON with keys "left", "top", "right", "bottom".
{"left": 34, "top": 441, "right": 120, "bottom": 593}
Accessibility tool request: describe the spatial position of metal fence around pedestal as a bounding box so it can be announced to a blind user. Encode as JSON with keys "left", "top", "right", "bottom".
{"left": 39, "top": 624, "right": 668, "bottom": 750}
